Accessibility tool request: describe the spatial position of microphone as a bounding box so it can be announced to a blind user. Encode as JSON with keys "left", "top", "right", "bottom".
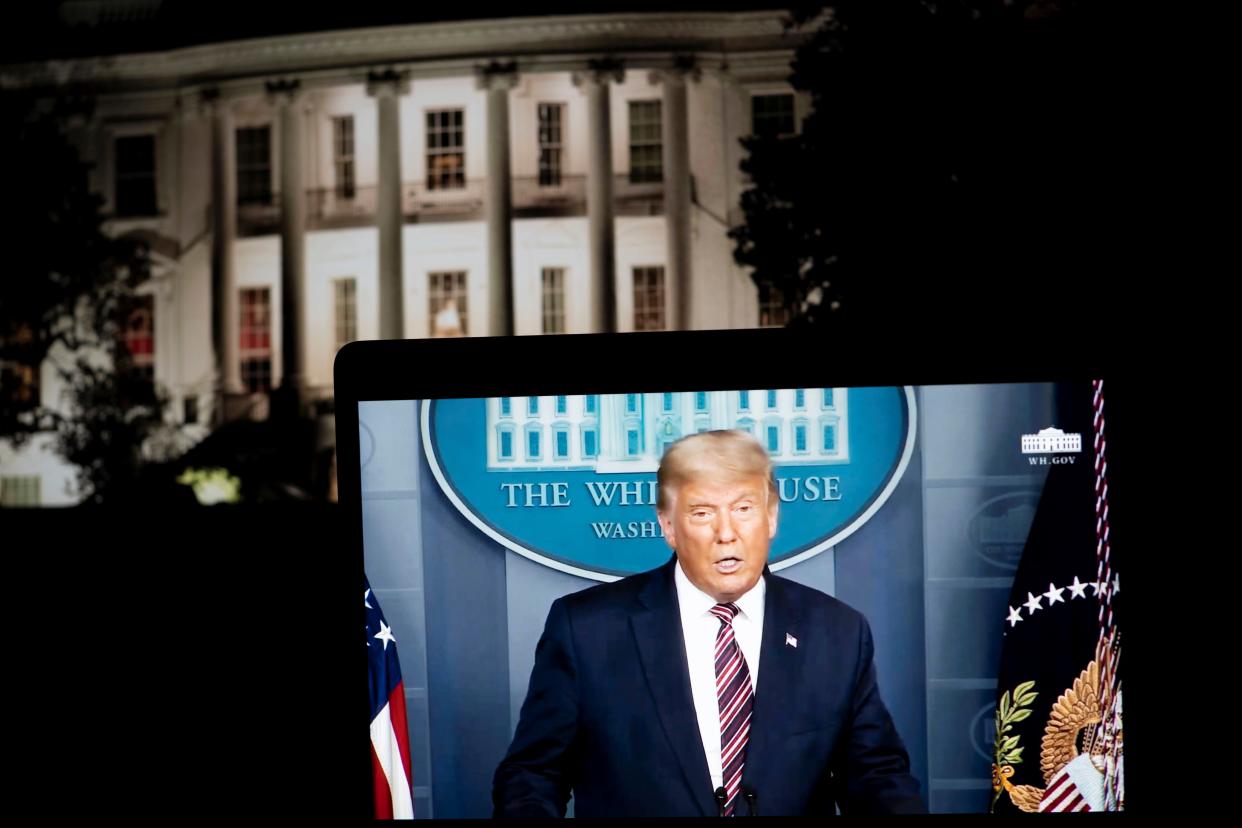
{"left": 714, "top": 786, "right": 728, "bottom": 818}
{"left": 742, "top": 786, "right": 758, "bottom": 817}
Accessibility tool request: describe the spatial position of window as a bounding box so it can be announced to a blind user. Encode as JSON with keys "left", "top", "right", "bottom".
{"left": 629, "top": 100, "right": 663, "bottom": 183}
{"left": 585, "top": 394, "right": 598, "bottom": 415}
{"left": 795, "top": 389, "right": 806, "bottom": 409}
{"left": 0, "top": 476, "right": 40, "bottom": 507}
{"left": 766, "top": 424, "right": 780, "bottom": 454}
{"left": 183, "top": 395, "right": 198, "bottom": 425}
{"left": 332, "top": 116, "right": 356, "bottom": 200}
{"left": 333, "top": 278, "right": 357, "bottom": 352}
{"left": 758, "top": 280, "right": 790, "bottom": 328}
{"left": 751, "top": 93, "right": 796, "bottom": 138}
{"left": 429, "top": 271, "right": 468, "bottom": 337}
{"left": 766, "top": 390, "right": 777, "bottom": 409}
{"left": 656, "top": 422, "right": 676, "bottom": 458}
{"left": 554, "top": 427, "right": 570, "bottom": 460}
{"left": 526, "top": 425, "right": 542, "bottom": 460}
{"left": 556, "top": 395, "right": 567, "bottom": 415}
{"left": 794, "top": 420, "right": 808, "bottom": 453}
{"left": 626, "top": 425, "right": 640, "bottom": 457}
{"left": 738, "top": 390, "right": 750, "bottom": 411}
{"left": 121, "top": 295, "right": 155, "bottom": 384}
{"left": 528, "top": 396, "right": 540, "bottom": 416}
{"left": 695, "top": 392, "right": 708, "bottom": 413}
{"left": 236, "top": 126, "right": 272, "bottom": 205}
{"left": 498, "top": 427, "right": 514, "bottom": 460}
{"left": 426, "top": 109, "right": 465, "bottom": 191}
{"left": 633, "top": 266, "right": 666, "bottom": 332}
{"left": 737, "top": 417, "right": 755, "bottom": 436}
{"left": 239, "top": 287, "right": 272, "bottom": 392}
{"left": 582, "top": 426, "right": 598, "bottom": 459}
{"left": 822, "top": 423, "right": 837, "bottom": 452}
{"left": 542, "top": 268, "right": 566, "bottom": 334}
{"left": 0, "top": 326, "right": 38, "bottom": 410}
{"left": 663, "top": 392, "right": 674, "bottom": 412}
{"left": 500, "top": 397, "right": 511, "bottom": 416}
{"left": 626, "top": 393, "right": 639, "bottom": 414}
{"left": 823, "top": 388, "right": 834, "bottom": 408}
{"left": 114, "top": 134, "right": 157, "bottom": 217}
{"left": 537, "top": 103, "right": 564, "bottom": 187}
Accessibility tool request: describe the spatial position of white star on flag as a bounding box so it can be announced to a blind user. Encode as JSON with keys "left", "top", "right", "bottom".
{"left": 1068, "top": 576, "right": 1089, "bottom": 599}
{"left": 1024, "top": 592, "right": 1043, "bottom": 615}
{"left": 364, "top": 588, "right": 373, "bottom": 609}
{"left": 374, "top": 619, "right": 396, "bottom": 651}
{"left": 1007, "top": 606, "right": 1024, "bottom": 627}
{"left": 1044, "top": 582, "right": 1066, "bottom": 606}
{"left": 1112, "top": 574, "right": 1120, "bottom": 595}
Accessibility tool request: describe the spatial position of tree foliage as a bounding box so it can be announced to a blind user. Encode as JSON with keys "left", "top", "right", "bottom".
{"left": 1, "top": 90, "right": 168, "bottom": 502}
{"left": 731, "top": 0, "right": 1116, "bottom": 330}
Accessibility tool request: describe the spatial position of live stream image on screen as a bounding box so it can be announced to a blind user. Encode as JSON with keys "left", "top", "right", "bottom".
{"left": 360, "top": 381, "right": 1122, "bottom": 817}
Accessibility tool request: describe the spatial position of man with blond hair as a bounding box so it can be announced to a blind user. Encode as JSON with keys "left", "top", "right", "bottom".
{"left": 494, "top": 430, "right": 924, "bottom": 817}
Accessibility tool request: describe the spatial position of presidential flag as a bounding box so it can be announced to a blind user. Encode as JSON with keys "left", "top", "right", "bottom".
{"left": 367, "top": 578, "right": 415, "bottom": 819}
{"left": 991, "top": 380, "right": 1122, "bottom": 813}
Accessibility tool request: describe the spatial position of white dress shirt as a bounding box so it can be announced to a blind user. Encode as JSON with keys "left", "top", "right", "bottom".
{"left": 673, "top": 560, "right": 766, "bottom": 791}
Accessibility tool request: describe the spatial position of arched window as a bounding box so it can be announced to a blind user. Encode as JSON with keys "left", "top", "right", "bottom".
{"left": 525, "top": 423, "right": 542, "bottom": 460}
{"left": 496, "top": 423, "right": 515, "bottom": 461}
{"left": 553, "top": 422, "right": 571, "bottom": 460}
{"left": 819, "top": 415, "right": 840, "bottom": 454}
{"left": 581, "top": 420, "right": 599, "bottom": 459}
{"left": 792, "top": 418, "right": 809, "bottom": 454}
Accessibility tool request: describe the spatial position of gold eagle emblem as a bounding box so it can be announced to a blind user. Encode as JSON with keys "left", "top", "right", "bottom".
{"left": 992, "top": 660, "right": 1102, "bottom": 812}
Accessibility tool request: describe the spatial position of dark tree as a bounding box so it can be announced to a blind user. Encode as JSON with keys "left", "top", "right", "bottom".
{"left": 731, "top": 0, "right": 1125, "bottom": 332}
{"left": 1, "top": 91, "right": 168, "bottom": 502}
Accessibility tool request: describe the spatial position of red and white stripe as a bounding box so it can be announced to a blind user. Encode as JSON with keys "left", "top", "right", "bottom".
{"left": 1090, "top": 379, "right": 1122, "bottom": 811}
{"left": 710, "top": 603, "right": 754, "bottom": 815}
{"left": 370, "top": 679, "right": 414, "bottom": 820}
{"left": 1093, "top": 380, "right": 1114, "bottom": 637}
{"left": 1040, "top": 768, "right": 1093, "bottom": 812}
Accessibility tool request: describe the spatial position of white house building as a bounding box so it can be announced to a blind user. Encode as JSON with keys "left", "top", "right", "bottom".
{"left": 484, "top": 388, "right": 849, "bottom": 474}
{"left": 0, "top": 8, "right": 810, "bottom": 505}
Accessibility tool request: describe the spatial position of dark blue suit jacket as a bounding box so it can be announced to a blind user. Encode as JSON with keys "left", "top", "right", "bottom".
{"left": 493, "top": 558, "right": 925, "bottom": 817}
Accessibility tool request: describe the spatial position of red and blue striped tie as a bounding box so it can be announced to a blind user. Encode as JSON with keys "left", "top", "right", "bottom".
{"left": 710, "top": 602, "right": 753, "bottom": 816}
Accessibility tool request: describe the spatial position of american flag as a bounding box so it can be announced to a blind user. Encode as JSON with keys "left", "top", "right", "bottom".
{"left": 366, "top": 578, "right": 414, "bottom": 819}
{"left": 992, "top": 381, "right": 1123, "bottom": 814}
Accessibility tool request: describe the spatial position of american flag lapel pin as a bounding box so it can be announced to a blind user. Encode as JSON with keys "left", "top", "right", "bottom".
{"left": 786, "top": 633, "right": 798, "bottom": 648}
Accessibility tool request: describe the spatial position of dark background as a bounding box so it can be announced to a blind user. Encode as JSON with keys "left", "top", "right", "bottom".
{"left": 2, "top": 0, "right": 1159, "bottom": 817}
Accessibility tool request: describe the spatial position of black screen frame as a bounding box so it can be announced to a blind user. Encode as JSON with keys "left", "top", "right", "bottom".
{"left": 333, "top": 326, "right": 1137, "bottom": 818}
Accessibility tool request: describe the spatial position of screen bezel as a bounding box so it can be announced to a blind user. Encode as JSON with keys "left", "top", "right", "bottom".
{"left": 333, "top": 326, "right": 1131, "bottom": 816}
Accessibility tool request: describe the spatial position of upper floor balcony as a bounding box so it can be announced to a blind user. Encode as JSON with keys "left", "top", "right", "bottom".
{"left": 237, "top": 174, "right": 673, "bottom": 236}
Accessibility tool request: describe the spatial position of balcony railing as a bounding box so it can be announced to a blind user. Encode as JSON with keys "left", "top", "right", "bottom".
{"left": 237, "top": 173, "right": 667, "bottom": 234}
{"left": 512, "top": 174, "right": 586, "bottom": 217}
{"left": 404, "top": 179, "right": 485, "bottom": 222}
{"left": 306, "top": 186, "right": 378, "bottom": 229}
{"left": 614, "top": 173, "right": 664, "bottom": 216}
{"left": 237, "top": 192, "right": 280, "bottom": 237}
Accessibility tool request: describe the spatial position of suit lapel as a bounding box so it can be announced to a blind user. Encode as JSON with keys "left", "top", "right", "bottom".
{"left": 630, "top": 559, "right": 716, "bottom": 817}
{"left": 741, "top": 571, "right": 801, "bottom": 798}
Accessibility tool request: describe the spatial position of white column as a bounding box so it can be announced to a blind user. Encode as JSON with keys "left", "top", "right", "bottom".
{"left": 268, "top": 78, "right": 308, "bottom": 414}
{"left": 205, "top": 88, "right": 244, "bottom": 396}
{"left": 479, "top": 63, "right": 519, "bottom": 337}
{"left": 575, "top": 59, "right": 624, "bottom": 334}
{"left": 656, "top": 59, "right": 696, "bottom": 331}
{"left": 367, "top": 69, "right": 409, "bottom": 340}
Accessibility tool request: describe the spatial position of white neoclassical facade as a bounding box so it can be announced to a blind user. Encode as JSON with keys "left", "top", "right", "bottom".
{"left": 0, "top": 10, "right": 810, "bottom": 504}
{"left": 1020, "top": 427, "right": 1083, "bottom": 455}
{"left": 484, "top": 388, "right": 849, "bottom": 474}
